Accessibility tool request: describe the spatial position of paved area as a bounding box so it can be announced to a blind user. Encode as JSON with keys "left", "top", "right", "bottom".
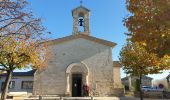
{"left": 120, "top": 96, "right": 169, "bottom": 100}
{"left": 5, "top": 96, "right": 170, "bottom": 100}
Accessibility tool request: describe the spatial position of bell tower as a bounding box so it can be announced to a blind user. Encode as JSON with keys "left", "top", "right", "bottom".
{"left": 72, "top": 5, "right": 90, "bottom": 35}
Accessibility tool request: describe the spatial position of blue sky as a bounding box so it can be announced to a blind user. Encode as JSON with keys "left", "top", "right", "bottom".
{"left": 25, "top": 0, "right": 169, "bottom": 80}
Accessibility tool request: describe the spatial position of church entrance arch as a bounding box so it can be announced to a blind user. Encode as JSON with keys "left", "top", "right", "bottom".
{"left": 65, "top": 62, "right": 89, "bottom": 96}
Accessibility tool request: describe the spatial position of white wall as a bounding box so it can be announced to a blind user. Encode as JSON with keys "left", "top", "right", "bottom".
{"left": 0, "top": 76, "right": 33, "bottom": 93}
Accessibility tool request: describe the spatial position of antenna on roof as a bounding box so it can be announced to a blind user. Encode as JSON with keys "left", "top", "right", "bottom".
{"left": 80, "top": 0, "right": 83, "bottom": 6}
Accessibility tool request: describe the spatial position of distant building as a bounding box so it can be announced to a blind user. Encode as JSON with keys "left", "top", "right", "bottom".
{"left": 152, "top": 78, "right": 169, "bottom": 90}
{"left": 0, "top": 70, "right": 35, "bottom": 95}
{"left": 121, "top": 75, "right": 153, "bottom": 91}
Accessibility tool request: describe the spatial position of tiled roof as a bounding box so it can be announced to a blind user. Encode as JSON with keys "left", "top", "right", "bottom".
{"left": 113, "top": 61, "right": 121, "bottom": 67}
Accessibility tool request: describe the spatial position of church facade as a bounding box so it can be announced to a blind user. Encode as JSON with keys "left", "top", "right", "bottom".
{"left": 33, "top": 6, "right": 122, "bottom": 97}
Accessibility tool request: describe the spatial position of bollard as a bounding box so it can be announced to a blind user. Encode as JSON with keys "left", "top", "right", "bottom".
{"left": 162, "top": 91, "right": 164, "bottom": 100}
{"left": 60, "top": 97, "right": 63, "bottom": 100}
{"left": 91, "top": 96, "right": 94, "bottom": 100}
{"left": 39, "top": 95, "right": 42, "bottom": 100}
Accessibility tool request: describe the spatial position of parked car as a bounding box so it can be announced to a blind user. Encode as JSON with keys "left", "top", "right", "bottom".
{"left": 151, "top": 86, "right": 164, "bottom": 92}
{"left": 142, "top": 86, "right": 152, "bottom": 91}
{"left": 142, "top": 86, "right": 163, "bottom": 92}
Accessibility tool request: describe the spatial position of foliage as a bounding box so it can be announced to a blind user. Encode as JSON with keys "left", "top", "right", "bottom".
{"left": 119, "top": 42, "right": 162, "bottom": 76}
{"left": 0, "top": 0, "right": 44, "bottom": 39}
{"left": 123, "top": 1, "right": 170, "bottom": 99}
{"left": 119, "top": 41, "right": 163, "bottom": 100}
{"left": 0, "top": 0, "right": 48, "bottom": 100}
{"left": 124, "top": 0, "right": 170, "bottom": 57}
{"left": 0, "top": 36, "right": 47, "bottom": 100}
{"left": 0, "top": 36, "right": 47, "bottom": 71}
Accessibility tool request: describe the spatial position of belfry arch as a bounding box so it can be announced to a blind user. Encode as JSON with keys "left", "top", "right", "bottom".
{"left": 72, "top": 6, "right": 90, "bottom": 35}
{"left": 65, "top": 62, "right": 89, "bottom": 96}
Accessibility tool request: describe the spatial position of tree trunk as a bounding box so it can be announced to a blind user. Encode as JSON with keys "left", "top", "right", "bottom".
{"left": 1, "top": 70, "right": 13, "bottom": 100}
{"left": 139, "top": 75, "right": 143, "bottom": 100}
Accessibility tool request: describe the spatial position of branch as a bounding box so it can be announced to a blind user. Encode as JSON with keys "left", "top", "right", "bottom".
{"left": 15, "top": 53, "right": 30, "bottom": 65}
{"left": 0, "top": 21, "right": 26, "bottom": 31}
{"left": 14, "top": 21, "right": 30, "bottom": 33}
{"left": 0, "top": 62, "right": 9, "bottom": 69}
{"left": 0, "top": 68, "right": 7, "bottom": 71}
{"left": 0, "top": 17, "right": 18, "bottom": 23}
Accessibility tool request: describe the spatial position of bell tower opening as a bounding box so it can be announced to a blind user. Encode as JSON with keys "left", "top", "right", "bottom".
{"left": 72, "top": 5, "right": 90, "bottom": 35}
{"left": 78, "top": 16, "right": 84, "bottom": 32}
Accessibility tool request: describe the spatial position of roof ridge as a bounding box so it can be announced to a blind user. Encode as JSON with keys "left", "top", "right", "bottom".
{"left": 45, "top": 34, "right": 116, "bottom": 47}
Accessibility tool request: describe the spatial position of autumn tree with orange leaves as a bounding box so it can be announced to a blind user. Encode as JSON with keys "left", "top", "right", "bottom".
{"left": 124, "top": 0, "right": 170, "bottom": 58}
{"left": 122, "top": 1, "right": 170, "bottom": 99}
{"left": 119, "top": 42, "right": 168, "bottom": 100}
{"left": 0, "top": 0, "right": 48, "bottom": 100}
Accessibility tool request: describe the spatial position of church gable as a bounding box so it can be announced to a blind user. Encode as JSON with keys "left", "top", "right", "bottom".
{"left": 48, "top": 37, "right": 113, "bottom": 62}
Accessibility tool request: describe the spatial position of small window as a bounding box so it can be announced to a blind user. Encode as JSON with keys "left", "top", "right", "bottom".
{"left": 21, "top": 81, "right": 33, "bottom": 89}
{"left": 1, "top": 82, "right": 4, "bottom": 90}
{"left": 1, "top": 81, "right": 15, "bottom": 90}
{"left": 9, "top": 81, "right": 15, "bottom": 89}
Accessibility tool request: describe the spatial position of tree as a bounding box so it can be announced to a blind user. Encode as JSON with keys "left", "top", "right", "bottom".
{"left": 134, "top": 79, "right": 140, "bottom": 92}
{"left": 0, "top": 0, "right": 47, "bottom": 100}
{"left": 124, "top": 0, "right": 170, "bottom": 57}
{"left": 119, "top": 41, "right": 162, "bottom": 100}
{"left": 0, "top": 36, "right": 47, "bottom": 100}
{"left": 0, "top": 0, "right": 44, "bottom": 39}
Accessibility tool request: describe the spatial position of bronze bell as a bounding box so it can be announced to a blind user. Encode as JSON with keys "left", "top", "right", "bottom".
{"left": 79, "top": 18, "right": 84, "bottom": 26}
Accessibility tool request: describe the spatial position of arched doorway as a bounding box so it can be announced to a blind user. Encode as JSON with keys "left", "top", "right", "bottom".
{"left": 65, "top": 62, "right": 89, "bottom": 96}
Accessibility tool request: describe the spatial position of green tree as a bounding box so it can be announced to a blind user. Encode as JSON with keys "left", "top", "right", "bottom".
{"left": 124, "top": 0, "right": 170, "bottom": 58}
{"left": 119, "top": 41, "right": 162, "bottom": 100}
{"left": 0, "top": 0, "right": 48, "bottom": 99}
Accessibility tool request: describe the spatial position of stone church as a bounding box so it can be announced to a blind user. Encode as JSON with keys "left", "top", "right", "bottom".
{"left": 33, "top": 5, "right": 122, "bottom": 97}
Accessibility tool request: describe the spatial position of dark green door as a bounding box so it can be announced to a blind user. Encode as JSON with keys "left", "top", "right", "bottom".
{"left": 72, "top": 74, "right": 82, "bottom": 97}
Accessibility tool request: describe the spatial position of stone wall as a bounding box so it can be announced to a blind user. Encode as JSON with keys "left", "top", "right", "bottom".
{"left": 112, "top": 88, "right": 124, "bottom": 97}
{"left": 122, "top": 76, "right": 152, "bottom": 91}
{"left": 33, "top": 38, "right": 117, "bottom": 96}
{"left": 135, "top": 91, "right": 170, "bottom": 99}
{"left": 113, "top": 61, "right": 122, "bottom": 88}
